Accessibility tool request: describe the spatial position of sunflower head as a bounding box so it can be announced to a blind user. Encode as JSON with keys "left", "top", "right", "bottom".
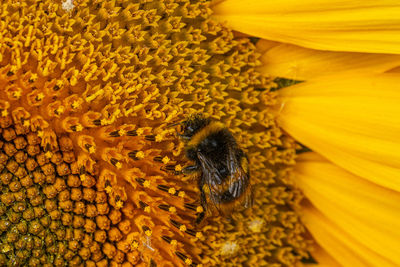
{"left": 0, "top": 0, "right": 310, "bottom": 265}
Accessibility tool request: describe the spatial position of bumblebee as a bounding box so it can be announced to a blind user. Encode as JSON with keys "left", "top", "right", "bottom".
{"left": 178, "top": 114, "right": 252, "bottom": 223}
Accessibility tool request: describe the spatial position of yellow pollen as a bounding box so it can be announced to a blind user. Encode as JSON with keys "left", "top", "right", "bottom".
{"left": 169, "top": 206, "right": 176, "bottom": 213}
{"left": 102, "top": 119, "right": 111, "bottom": 126}
{"left": 1, "top": 110, "right": 8, "bottom": 117}
{"left": 185, "top": 258, "right": 192, "bottom": 265}
{"left": 136, "top": 151, "right": 145, "bottom": 159}
{"left": 168, "top": 188, "right": 176, "bottom": 195}
{"left": 45, "top": 151, "right": 53, "bottom": 159}
{"left": 203, "top": 186, "right": 210, "bottom": 194}
{"left": 196, "top": 206, "right": 204, "bottom": 213}
{"left": 175, "top": 164, "right": 182, "bottom": 171}
{"left": 23, "top": 120, "right": 30, "bottom": 127}
{"left": 37, "top": 93, "right": 45, "bottom": 100}
{"left": 75, "top": 124, "right": 84, "bottom": 131}
{"left": 248, "top": 219, "right": 264, "bottom": 233}
{"left": 144, "top": 206, "right": 151, "bottom": 213}
{"left": 56, "top": 106, "right": 64, "bottom": 114}
{"left": 220, "top": 241, "right": 239, "bottom": 257}
{"left": 71, "top": 100, "right": 80, "bottom": 109}
{"left": 155, "top": 134, "right": 163, "bottom": 142}
{"left": 162, "top": 156, "right": 170, "bottom": 164}
{"left": 196, "top": 232, "right": 203, "bottom": 239}
{"left": 10, "top": 65, "right": 18, "bottom": 73}
{"left": 131, "top": 241, "right": 139, "bottom": 250}
{"left": 56, "top": 80, "right": 64, "bottom": 88}
{"left": 171, "top": 240, "right": 177, "bottom": 246}
{"left": 88, "top": 146, "right": 96, "bottom": 154}
{"left": 179, "top": 225, "right": 187, "bottom": 232}
{"left": 115, "top": 162, "right": 122, "bottom": 169}
{"left": 178, "top": 191, "right": 185, "bottom": 198}
{"left": 30, "top": 73, "right": 38, "bottom": 81}
{"left": 2, "top": 244, "right": 12, "bottom": 253}
{"left": 145, "top": 230, "right": 152, "bottom": 236}
{"left": 13, "top": 91, "right": 22, "bottom": 98}
{"left": 105, "top": 186, "right": 113, "bottom": 194}
{"left": 80, "top": 174, "right": 87, "bottom": 182}
{"left": 115, "top": 200, "right": 124, "bottom": 209}
{"left": 119, "top": 129, "right": 127, "bottom": 136}
{"left": 136, "top": 128, "right": 144, "bottom": 136}
{"left": 143, "top": 180, "right": 150, "bottom": 188}
{"left": 37, "top": 131, "right": 44, "bottom": 138}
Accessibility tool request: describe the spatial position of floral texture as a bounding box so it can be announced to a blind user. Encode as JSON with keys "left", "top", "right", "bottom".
{"left": 0, "top": 0, "right": 309, "bottom": 266}
{"left": 214, "top": 0, "right": 400, "bottom": 265}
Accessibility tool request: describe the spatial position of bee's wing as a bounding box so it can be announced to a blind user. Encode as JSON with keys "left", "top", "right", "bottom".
{"left": 196, "top": 151, "right": 225, "bottom": 211}
{"left": 197, "top": 147, "right": 252, "bottom": 211}
{"left": 227, "top": 146, "right": 253, "bottom": 208}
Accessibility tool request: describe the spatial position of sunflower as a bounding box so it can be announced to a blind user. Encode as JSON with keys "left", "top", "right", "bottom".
{"left": 0, "top": 0, "right": 398, "bottom": 266}
{"left": 214, "top": 0, "right": 400, "bottom": 266}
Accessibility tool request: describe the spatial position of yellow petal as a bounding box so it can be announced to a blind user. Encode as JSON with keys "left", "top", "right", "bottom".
{"left": 296, "top": 152, "right": 400, "bottom": 265}
{"left": 276, "top": 73, "right": 400, "bottom": 191}
{"left": 257, "top": 40, "right": 400, "bottom": 80}
{"left": 312, "top": 245, "right": 341, "bottom": 267}
{"left": 387, "top": 66, "right": 400, "bottom": 73}
{"left": 302, "top": 204, "right": 398, "bottom": 267}
{"left": 213, "top": 0, "right": 400, "bottom": 54}
{"left": 255, "top": 39, "right": 279, "bottom": 54}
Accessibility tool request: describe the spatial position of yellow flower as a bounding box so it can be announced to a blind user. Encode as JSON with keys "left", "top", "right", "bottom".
{"left": 0, "top": 0, "right": 307, "bottom": 266}
{"left": 214, "top": 0, "right": 400, "bottom": 265}
{"left": 1, "top": 0, "right": 398, "bottom": 266}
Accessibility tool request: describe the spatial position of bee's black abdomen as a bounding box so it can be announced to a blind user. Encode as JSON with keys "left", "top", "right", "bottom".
{"left": 219, "top": 190, "right": 236, "bottom": 203}
{"left": 218, "top": 175, "right": 249, "bottom": 203}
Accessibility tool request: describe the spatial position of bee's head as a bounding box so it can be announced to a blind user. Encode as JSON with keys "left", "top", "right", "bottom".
{"left": 180, "top": 114, "right": 210, "bottom": 139}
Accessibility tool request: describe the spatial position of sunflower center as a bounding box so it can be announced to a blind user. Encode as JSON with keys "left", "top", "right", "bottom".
{"left": 0, "top": 116, "right": 128, "bottom": 266}
{"left": 0, "top": 0, "right": 310, "bottom": 265}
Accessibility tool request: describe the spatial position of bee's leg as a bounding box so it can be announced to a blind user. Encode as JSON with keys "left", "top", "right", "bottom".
{"left": 195, "top": 211, "right": 205, "bottom": 224}
{"left": 195, "top": 178, "right": 207, "bottom": 224}
{"left": 182, "top": 164, "right": 199, "bottom": 174}
{"left": 198, "top": 176, "right": 207, "bottom": 207}
{"left": 178, "top": 133, "right": 191, "bottom": 140}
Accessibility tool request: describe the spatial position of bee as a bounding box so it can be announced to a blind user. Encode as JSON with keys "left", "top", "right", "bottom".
{"left": 177, "top": 114, "right": 252, "bottom": 223}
